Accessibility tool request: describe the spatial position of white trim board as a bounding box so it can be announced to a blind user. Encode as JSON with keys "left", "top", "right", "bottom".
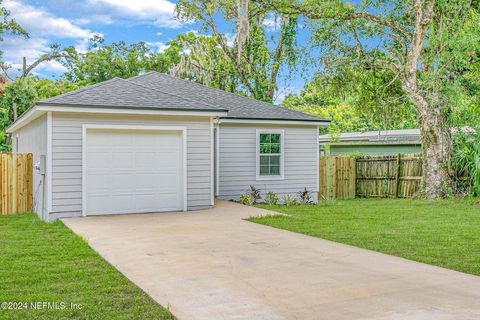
{"left": 210, "top": 117, "right": 215, "bottom": 206}
{"left": 46, "top": 112, "right": 52, "bottom": 220}
{"left": 220, "top": 118, "right": 330, "bottom": 126}
{"left": 7, "top": 105, "right": 330, "bottom": 134}
{"left": 215, "top": 123, "right": 220, "bottom": 197}
{"left": 7, "top": 105, "right": 227, "bottom": 133}
{"left": 81, "top": 124, "right": 188, "bottom": 216}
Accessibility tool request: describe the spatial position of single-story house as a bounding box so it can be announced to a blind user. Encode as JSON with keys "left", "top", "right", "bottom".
{"left": 319, "top": 129, "right": 421, "bottom": 156}
{"left": 7, "top": 72, "right": 329, "bottom": 221}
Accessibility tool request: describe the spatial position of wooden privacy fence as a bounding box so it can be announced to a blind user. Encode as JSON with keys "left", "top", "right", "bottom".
{"left": 356, "top": 154, "right": 423, "bottom": 198}
{"left": 0, "top": 153, "right": 33, "bottom": 215}
{"left": 319, "top": 154, "right": 423, "bottom": 199}
{"left": 319, "top": 156, "right": 356, "bottom": 199}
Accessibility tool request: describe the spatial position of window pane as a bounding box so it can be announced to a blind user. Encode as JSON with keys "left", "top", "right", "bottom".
{"left": 270, "top": 155, "right": 280, "bottom": 165}
{"left": 270, "top": 143, "right": 280, "bottom": 153}
{"left": 260, "top": 134, "right": 271, "bottom": 143}
{"left": 260, "top": 165, "right": 270, "bottom": 175}
{"left": 258, "top": 132, "right": 282, "bottom": 177}
{"left": 270, "top": 165, "right": 280, "bottom": 175}
{"left": 260, "top": 155, "right": 269, "bottom": 165}
{"left": 270, "top": 134, "right": 280, "bottom": 143}
{"left": 260, "top": 143, "right": 271, "bottom": 154}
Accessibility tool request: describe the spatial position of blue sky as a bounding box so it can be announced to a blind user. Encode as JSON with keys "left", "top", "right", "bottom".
{"left": 2, "top": 0, "right": 317, "bottom": 103}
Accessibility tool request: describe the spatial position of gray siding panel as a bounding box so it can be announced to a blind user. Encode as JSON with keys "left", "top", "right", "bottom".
{"left": 51, "top": 112, "right": 212, "bottom": 217}
{"left": 12, "top": 114, "right": 48, "bottom": 218}
{"left": 218, "top": 124, "right": 318, "bottom": 202}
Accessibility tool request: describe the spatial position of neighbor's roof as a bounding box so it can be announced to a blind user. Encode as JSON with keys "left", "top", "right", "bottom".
{"left": 319, "top": 129, "right": 421, "bottom": 145}
{"left": 38, "top": 72, "right": 329, "bottom": 123}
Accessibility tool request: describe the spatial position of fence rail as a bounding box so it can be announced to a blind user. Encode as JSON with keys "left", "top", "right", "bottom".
{"left": 319, "top": 154, "right": 423, "bottom": 199}
{"left": 0, "top": 153, "right": 33, "bottom": 215}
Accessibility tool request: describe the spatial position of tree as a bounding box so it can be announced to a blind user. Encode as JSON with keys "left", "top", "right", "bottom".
{"left": 257, "top": 0, "right": 480, "bottom": 198}
{"left": 170, "top": 32, "right": 241, "bottom": 93}
{"left": 283, "top": 66, "right": 417, "bottom": 133}
{"left": 176, "top": 0, "right": 298, "bottom": 102}
{"left": 60, "top": 36, "right": 183, "bottom": 85}
{"left": 0, "top": 77, "right": 80, "bottom": 149}
{"left": 0, "top": 0, "right": 28, "bottom": 55}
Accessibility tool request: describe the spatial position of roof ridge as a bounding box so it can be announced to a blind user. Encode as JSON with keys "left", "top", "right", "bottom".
{"left": 125, "top": 75, "right": 225, "bottom": 110}
{"left": 39, "top": 77, "right": 123, "bottom": 104}
{"left": 149, "top": 71, "right": 277, "bottom": 105}
{"left": 145, "top": 72, "right": 328, "bottom": 120}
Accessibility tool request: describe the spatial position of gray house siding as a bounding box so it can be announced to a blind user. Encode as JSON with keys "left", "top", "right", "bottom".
{"left": 218, "top": 123, "right": 318, "bottom": 202}
{"left": 12, "top": 114, "right": 48, "bottom": 219}
{"left": 50, "top": 112, "right": 213, "bottom": 219}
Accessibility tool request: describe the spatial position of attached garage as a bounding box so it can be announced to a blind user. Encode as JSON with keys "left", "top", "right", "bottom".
{"left": 7, "top": 71, "right": 329, "bottom": 221}
{"left": 83, "top": 125, "right": 187, "bottom": 216}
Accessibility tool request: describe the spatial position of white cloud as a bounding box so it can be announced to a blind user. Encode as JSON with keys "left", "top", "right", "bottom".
{"left": 88, "top": 0, "right": 182, "bottom": 28}
{"left": 0, "top": 37, "right": 64, "bottom": 77}
{"left": 4, "top": 0, "right": 93, "bottom": 38}
{"left": 224, "top": 33, "right": 236, "bottom": 47}
{"left": 74, "top": 15, "right": 114, "bottom": 26}
{"left": 2, "top": 0, "right": 96, "bottom": 78}
{"left": 146, "top": 41, "right": 169, "bottom": 53}
{"left": 263, "top": 14, "right": 281, "bottom": 31}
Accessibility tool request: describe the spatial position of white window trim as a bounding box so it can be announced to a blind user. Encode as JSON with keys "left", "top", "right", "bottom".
{"left": 256, "top": 129, "right": 285, "bottom": 181}
{"left": 81, "top": 124, "right": 188, "bottom": 216}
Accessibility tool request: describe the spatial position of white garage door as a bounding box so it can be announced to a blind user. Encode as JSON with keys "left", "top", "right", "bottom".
{"left": 84, "top": 128, "right": 184, "bottom": 215}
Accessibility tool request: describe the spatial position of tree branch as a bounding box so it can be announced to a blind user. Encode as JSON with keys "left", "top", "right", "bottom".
{"left": 254, "top": 0, "right": 412, "bottom": 41}
{"left": 22, "top": 53, "right": 68, "bottom": 77}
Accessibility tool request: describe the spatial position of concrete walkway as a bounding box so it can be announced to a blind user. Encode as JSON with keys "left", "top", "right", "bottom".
{"left": 63, "top": 200, "right": 480, "bottom": 320}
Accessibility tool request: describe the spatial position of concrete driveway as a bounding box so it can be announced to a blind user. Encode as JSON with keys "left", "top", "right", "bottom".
{"left": 63, "top": 200, "right": 480, "bottom": 320}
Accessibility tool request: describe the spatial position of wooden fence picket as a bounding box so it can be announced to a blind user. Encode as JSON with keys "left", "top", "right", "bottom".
{"left": 0, "top": 153, "right": 33, "bottom": 215}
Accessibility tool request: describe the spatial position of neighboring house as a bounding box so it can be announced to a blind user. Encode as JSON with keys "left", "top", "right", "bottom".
{"left": 7, "top": 72, "right": 329, "bottom": 221}
{"left": 319, "top": 129, "right": 422, "bottom": 156}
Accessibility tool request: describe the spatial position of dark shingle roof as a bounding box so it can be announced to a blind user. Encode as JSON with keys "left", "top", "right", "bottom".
{"left": 40, "top": 77, "right": 224, "bottom": 111}
{"left": 39, "top": 72, "right": 329, "bottom": 122}
{"left": 129, "top": 72, "right": 328, "bottom": 122}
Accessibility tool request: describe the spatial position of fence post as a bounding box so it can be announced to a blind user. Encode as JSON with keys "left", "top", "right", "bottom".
{"left": 394, "top": 153, "right": 401, "bottom": 198}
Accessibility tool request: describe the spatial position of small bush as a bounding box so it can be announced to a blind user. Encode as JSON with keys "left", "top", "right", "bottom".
{"left": 249, "top": 185, "right": 262, "bottom": 204}
{"left": 281, "top": 195, "right": 300, "bottom": 206}
{"left": 239, "top": 194, "right": 255, "bottom": 206}
{"left": 298, "top": 188, "right": 312, "bottom": 205}
{"left": 265, "top": 192, "right": 279, "bottom": 205}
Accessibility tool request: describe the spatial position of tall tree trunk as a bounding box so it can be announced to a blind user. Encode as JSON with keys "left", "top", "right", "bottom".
{"left": 12, "top": 99, "right": 17, "bottom": 121}
{"left": 404, "top": 86, "right": 452, "bottom": 198}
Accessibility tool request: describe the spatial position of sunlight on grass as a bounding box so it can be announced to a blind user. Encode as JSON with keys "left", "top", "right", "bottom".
{"left": 251, "top": 199, "right": 480, "bottom": 276}
{"left": 0, "top": 213, "right": 174, "bottom": 320}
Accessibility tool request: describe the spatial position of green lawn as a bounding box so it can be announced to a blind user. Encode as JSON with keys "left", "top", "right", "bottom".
{"left": 0, "top": 213, "right": 174, "bottom": 320}
{"left": 251, "top": 199, "right": 480, "bottom": 276}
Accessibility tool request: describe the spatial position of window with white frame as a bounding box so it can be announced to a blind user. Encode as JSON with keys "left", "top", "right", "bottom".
{"left": 257, "top": 130, "right": 284, "bottom": 179}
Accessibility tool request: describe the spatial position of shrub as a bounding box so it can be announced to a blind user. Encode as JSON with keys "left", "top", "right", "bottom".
{"left": 249, "top": 185, "right": 262, "bottom": 204}
{"left": 450, "top": 128, "right": 480, "bottom": 196}
{"left": 281, "top": 195, "right": 299, "bottom": 206}
{"left": 265, "top": 192, "right": 279, "bottom": 205}
{"left": 239, "top": 194, "right": 255, "bottom": 206}
{"left": 298, "top": 188, "right": 312, "bottom": 205}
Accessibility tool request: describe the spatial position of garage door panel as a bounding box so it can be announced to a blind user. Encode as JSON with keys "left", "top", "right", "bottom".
{"left": 87, "top": 152, "right": 111, "bottom": 168}
{"left": 85, "top": 128, "right": 184, "bottom": 215}
{"left": 111, "top": 152, "right": 135, "bottom": 169}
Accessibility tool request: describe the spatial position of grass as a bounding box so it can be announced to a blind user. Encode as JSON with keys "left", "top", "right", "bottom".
{"left": 0, "top": 213, "right": 174, "bottom": 320}
{"left": 251, "top": 198, "right": 480, "bottom": 276}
